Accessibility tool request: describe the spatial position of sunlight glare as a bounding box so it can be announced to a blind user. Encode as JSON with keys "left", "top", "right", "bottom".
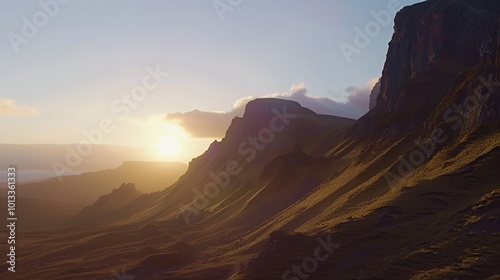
{"left": 157, "top": 135, "right": 181, "bottom": 156}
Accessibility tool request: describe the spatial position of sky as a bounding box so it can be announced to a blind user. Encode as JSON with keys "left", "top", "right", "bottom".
{"left": 0, "top": 0, "right": 422, "bottom": 163}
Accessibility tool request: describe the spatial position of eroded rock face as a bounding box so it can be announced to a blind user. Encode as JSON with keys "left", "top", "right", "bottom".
{"left": 378, "top": 0, "right": 500, "bottom": 112}
{"left": 354, "top": 0, "right": 500, "bottom": 140}
{"left": 422, "top": 18, "right": 500, "bottom": 138}
{"left": 477, "top": 19, "right": 500, "bottom": 125}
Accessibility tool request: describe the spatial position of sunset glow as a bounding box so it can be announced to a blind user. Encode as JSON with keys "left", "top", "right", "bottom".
{"left": 156, "top": 135, "right": 181, "bottom": 157}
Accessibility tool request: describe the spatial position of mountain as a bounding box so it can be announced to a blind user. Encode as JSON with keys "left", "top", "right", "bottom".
{"left": 61, "top": 100, "right": 356, "bottom": 228}
{"left": 3, "top": 1, "right": 500, "bottom": 279}
{"left": 237, "top": 1, "right": 500, "bottom": 278}
{"left": 0, "top": 161, "right": 187, "bottom": 231}
{"left": 69, "top": 183, "right": 143, "bottom": 226}
{"left": 17, "top": 161, "right": 187, "bottom": 205}
{"left": 3, "top": 99, "right": 356, "bottom": 279}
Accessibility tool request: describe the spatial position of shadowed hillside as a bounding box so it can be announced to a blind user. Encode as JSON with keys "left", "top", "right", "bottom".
{"left": 0, "top": 161, "right": 187, "bottom": 231}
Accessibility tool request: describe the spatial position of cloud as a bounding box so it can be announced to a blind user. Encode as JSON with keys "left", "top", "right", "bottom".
{"left": 265, "top": 82, "right": 371, "bottom": 118}
{"left": 0, "top": 99, "right": 38, "bottom": 116}
{"left": 165, "top": 110, "right": 234, "bottom": 138}
{"left": 166, "top": 80, "right": 378, "bottom": 138}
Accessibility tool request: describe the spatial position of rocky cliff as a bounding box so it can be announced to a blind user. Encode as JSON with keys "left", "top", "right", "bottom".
{"left": 360, "top": 0, "right": 500, "bottom": 140}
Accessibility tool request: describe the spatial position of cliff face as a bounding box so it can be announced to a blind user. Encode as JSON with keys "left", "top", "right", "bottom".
{"left": 476, "top": 18, "right": 500, "bottom": 124}
{"left": 357, "top": 0, "right": 500, "bottom": 140}
{"left": 379, "top": 0, "right": 500, "bottom": 109}
{"left": 369, "top": 78, "right": 381, "bottom": 110}
{"left": 420, "top": 18, "right": 500, "bottom": 139}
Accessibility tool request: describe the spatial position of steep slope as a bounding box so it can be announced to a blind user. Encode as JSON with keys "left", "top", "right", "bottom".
{"left": 69, "top": 183, "right": 143, "bottom": 225}
{"left": 119, "top": 99, "right": 355, "bottom": 226}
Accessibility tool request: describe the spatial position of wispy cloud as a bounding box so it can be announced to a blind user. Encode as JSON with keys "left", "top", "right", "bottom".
{"left": 0, "top": 99, "right": 38, "bottom": 116}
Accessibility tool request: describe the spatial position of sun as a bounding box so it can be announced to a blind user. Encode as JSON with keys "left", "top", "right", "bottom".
{"left": 156, "top": 135, "right": 181, "bottom": 157}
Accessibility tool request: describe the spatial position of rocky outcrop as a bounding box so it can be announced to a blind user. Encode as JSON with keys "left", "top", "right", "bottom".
{"left": 354, "top": 0, "right": 500, "bottom": 140}
{"left": 418, "top": 18, "right": 500, "bottom": 139}
{"left": 378, "top": 0, "right": 500, "bottom": 111}
{"left": 69, "top": 183, "right": 143, "bottom": 225}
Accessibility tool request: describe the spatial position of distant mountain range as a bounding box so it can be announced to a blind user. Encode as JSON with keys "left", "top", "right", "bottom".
{"left": 15, "top": 160, "right": 187, "bottom": 204}
{"left": 0, "top": 161, "right": 186, "bottom": 231}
